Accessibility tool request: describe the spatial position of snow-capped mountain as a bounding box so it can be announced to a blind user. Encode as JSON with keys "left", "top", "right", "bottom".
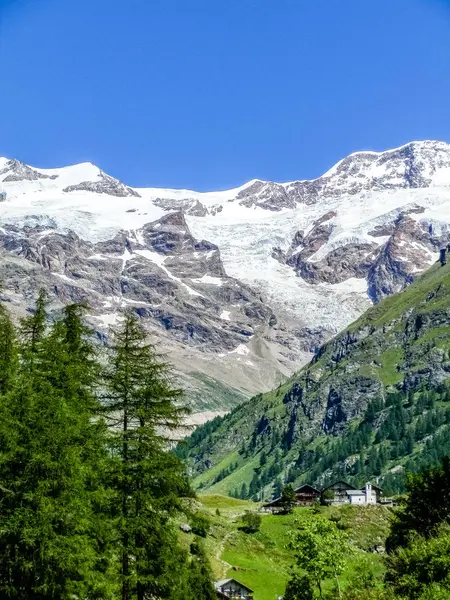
{"left": 1, "top": 140, "right": 450, "bottom": 420}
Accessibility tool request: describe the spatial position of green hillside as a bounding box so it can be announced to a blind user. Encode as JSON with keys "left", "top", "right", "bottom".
{"left": 177, "top": 260, "right": 450, "bottom": 498}
{"left": 182, "top": 495, "right": 391, "bottom": 600}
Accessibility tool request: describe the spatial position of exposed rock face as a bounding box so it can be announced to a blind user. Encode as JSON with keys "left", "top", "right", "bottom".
{"left": 0, "top": 159, "right": 58, "bottom": 182}
{"left": 152, "top": 197, "right": 211, "bottom": 217}
{"left": 63, "top": 170, "right": 140, "bottom": 197}
{"left": 1, "top": 140, "right": 450, "bottom": 418}
{"left": 367, "top": 215, "right": 444, "bottom": 302}
{"left": 0, "top": 213, "right": 289, "bottom": 412}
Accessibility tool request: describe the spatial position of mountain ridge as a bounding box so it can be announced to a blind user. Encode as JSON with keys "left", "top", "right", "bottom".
{"left": 178, "top": 259, "right": 450, "bottom": 497}
{"left": 2, "top": 140, "right": 450, "bottom": 420}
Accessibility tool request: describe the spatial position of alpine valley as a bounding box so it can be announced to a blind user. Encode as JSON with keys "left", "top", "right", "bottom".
{"left": 180, "top": 258, "right": 450, "bottom": 498}
{"left": 2, "top": 140, "right": 450, "bottom": 423}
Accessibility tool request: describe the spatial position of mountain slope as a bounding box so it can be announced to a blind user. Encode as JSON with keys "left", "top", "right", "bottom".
{"left": 178, "top": 259, "right": 450, "bottom": 497}
{"left": 2, "top": 140, "right": 450, "bottom": 419}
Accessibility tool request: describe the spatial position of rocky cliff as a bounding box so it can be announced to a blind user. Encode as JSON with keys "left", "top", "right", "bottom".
{"left": 1, "top": 141, "right": 450, "bottom": 419}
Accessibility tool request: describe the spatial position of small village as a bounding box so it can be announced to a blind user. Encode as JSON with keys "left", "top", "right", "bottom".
{"left": 262, "top": 481, "right": 392, "bottom": 513}
{"left": 209, "top": 480, "right": 394, "bottom": 600}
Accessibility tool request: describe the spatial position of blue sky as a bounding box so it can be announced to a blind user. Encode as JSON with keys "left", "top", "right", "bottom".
{"left": 1, "top": 0, "right": 450, "bottom": 190}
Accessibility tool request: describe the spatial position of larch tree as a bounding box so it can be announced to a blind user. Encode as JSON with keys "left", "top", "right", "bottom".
{"left": 103, "top": 310, "right": 191, "bottom": 600}
{"left": 0, "top": 303, "right": 18, "bottom": 395}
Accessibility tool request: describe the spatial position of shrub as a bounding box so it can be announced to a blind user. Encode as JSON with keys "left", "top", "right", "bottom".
{"left": 190, "top": 513, "right": 210, "bottom": 538}
{"left": 241, "top": 511, "right": 262, "bottom": 533}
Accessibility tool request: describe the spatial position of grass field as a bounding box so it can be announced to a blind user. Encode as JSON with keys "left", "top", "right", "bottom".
{"left": 184, "top": 495, "right": 393, "bottom": 600}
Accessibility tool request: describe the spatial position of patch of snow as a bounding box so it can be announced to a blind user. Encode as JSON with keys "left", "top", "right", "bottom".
{"left": 228, "top": 344, "right": 250, "bottom": 356}
{"left": 53, "top": 273, "right": 73, "bottom": 283}
{"left": 220, "top": 310, "right": 231, "bottom": 321}
{"left": 319, "top": 277, "right": 368, "bottom": 294}
{"left": 95, "top": 312, "right": 122, "bottom": 326}
{"left": 192, "top": 274, "right": 224, "bottom": 286}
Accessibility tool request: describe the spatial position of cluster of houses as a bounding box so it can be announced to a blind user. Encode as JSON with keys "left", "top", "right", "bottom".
{"left": 262, "top": 480, "right": 391, "bottom": 512}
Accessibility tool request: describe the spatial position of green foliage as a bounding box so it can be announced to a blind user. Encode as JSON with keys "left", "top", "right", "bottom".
{"left": 0, "top": 304, "right": 17, "bottom": 395}
{"left": 387, "top": 456, "right": 450, "bottom": 550}
{"left": 342, "top": 556, "right": 386, "bottom": 600}
{"left": 190, "top": 513, "right": 210, "bottom": 538}
{"left": 0, "top": 299, "right": 115, "bottom": 599}
{"left": 288, "top": 512, "right": 352, "bottom": 599}
{"left": 386, "top": 525, "right": 450, "bottom": 599}
{"left": 240, "top": 511, "right": 262, "bottom": 533}
{"left": 184, "top": 541, "right": 216, "bottom": 600}
{"left": 284, "top": 572, "right": 314, "bottom": 600}
{"left": 182, "top": 262, "right": 450, "bottom": 499}
{"left": 320, "top": 489, "right": 334, "bottom": 506}
{"left": 280, "top": 484, "right": 297, "bottom": 513}
{"left": 0, "top": 296, "right": 214, "bottom": 600}
{"left": 383, "top": 459, "right": 450, "bottom": 600}
{"left": 102, "top": 310, "right": 192, "bottom": 599}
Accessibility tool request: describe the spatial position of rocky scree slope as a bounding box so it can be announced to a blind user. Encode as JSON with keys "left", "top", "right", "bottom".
{"left": 179, "top": 260, "right": 450, "bottom": 496}
{"left": 2, "top": 141, "right": 450, "bottom": 418}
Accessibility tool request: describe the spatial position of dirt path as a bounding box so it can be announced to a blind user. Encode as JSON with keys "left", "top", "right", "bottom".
{"left": 215, "top": 530, "right": 234, "bottom": 577}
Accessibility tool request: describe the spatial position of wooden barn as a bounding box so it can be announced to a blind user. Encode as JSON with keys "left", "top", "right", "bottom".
{"left": 294, "top": 484, "right": 322, "bottom": 505}
{"left": 262, "top": 483, "right": 321, "bottom": 512}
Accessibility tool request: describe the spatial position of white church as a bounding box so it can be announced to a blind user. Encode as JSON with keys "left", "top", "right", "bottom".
{"left": 323, "top": 481, "right": 382, "bottom": 505}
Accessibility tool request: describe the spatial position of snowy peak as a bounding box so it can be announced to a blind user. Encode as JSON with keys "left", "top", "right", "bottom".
{"left": 0, "top": 158, "right": 59, "bottom": 182}
{"left": 1, "top": 140, "right": 449, "bottom": 213}
{"left": 321, "top": 140, "right": 450, "bottom": 193}
{"left": 0, "top": 157, "right": 139, "bottom": 199}
{"left": 1, "top": 140, "right": 450, "bottom": 419}
{"left": 237, "top": 140, "right": 450, "bottom": 211}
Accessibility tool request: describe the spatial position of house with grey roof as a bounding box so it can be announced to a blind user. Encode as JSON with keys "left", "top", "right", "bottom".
{"left": 214, "top": 578, "right": 254, "bottom": 599}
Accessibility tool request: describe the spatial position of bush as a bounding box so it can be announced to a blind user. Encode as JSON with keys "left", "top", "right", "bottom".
{"left": 190, "top": 513, "right": 210, "bottom": 538}
{"left": 241, "top": 511, "right": 262, "bottom": 533}
{"left": 386, "top": 525, "right": 450, "bottom": 598}
{"left": 284, "top": 573, "right": 314, "bottom": 600}
{"left": 320, "top": 489, "right": 334, "bottom": 506}
{"left": 190, "top": 540, "right": 201, "bottom": 555}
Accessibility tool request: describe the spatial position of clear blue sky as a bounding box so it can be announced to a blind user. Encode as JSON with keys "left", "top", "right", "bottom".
{"left": 1, "top": 0, "right": 450, "bottom": 190}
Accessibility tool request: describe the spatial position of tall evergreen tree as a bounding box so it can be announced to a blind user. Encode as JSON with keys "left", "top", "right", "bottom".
{"left": 0, "top": 303, "right": 18, "bottom": 395}
{"left": 0, "top": 299, "right": 115, "bottom": 599}
{"left": 103, "top": 311, "right": 190, "bottom": 600}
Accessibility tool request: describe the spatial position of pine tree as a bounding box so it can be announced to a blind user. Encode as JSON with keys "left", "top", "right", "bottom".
{"left": 103, "top": 311, "right": 190, "bottom": 600}
{"left": 240, "top": 482, "right": 248, "bottom": 499}
{"left": 185, "top": 541, "right": 216, "bottom": 600}
{"left": 20, "top": 288, "right": 47, "bottom": 368}
{"left": 0, "top": 304, "right": 17, "bottom": 395}
{"left": 0, "top": 300, "right": 115, "bottom": 599}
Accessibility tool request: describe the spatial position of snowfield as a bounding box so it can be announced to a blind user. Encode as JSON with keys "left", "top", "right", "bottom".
{"left": 1, "top": 140, "right": 450, "bottom": 405}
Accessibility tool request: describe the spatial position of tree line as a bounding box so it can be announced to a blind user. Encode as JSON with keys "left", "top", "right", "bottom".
{"left": 0, "top": 293, "right": 215, "bottom": 600}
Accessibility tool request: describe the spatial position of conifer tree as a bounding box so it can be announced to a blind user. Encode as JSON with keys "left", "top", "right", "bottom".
{"left": 0, "top": 303, "right": 18, "bottom": 395}
{"left": 103, "top": 311, "right": 190, "bottom": 600}
{"left": 184, "top": 541, "right": 216, "bottom": 600}
{"left": 0, "top": 299, "right": 115, "bottom": 599}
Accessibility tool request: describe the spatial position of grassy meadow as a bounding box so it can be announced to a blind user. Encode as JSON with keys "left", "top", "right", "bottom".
{"left": 181, "top": 494, "right": 393, "bottom": 600}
